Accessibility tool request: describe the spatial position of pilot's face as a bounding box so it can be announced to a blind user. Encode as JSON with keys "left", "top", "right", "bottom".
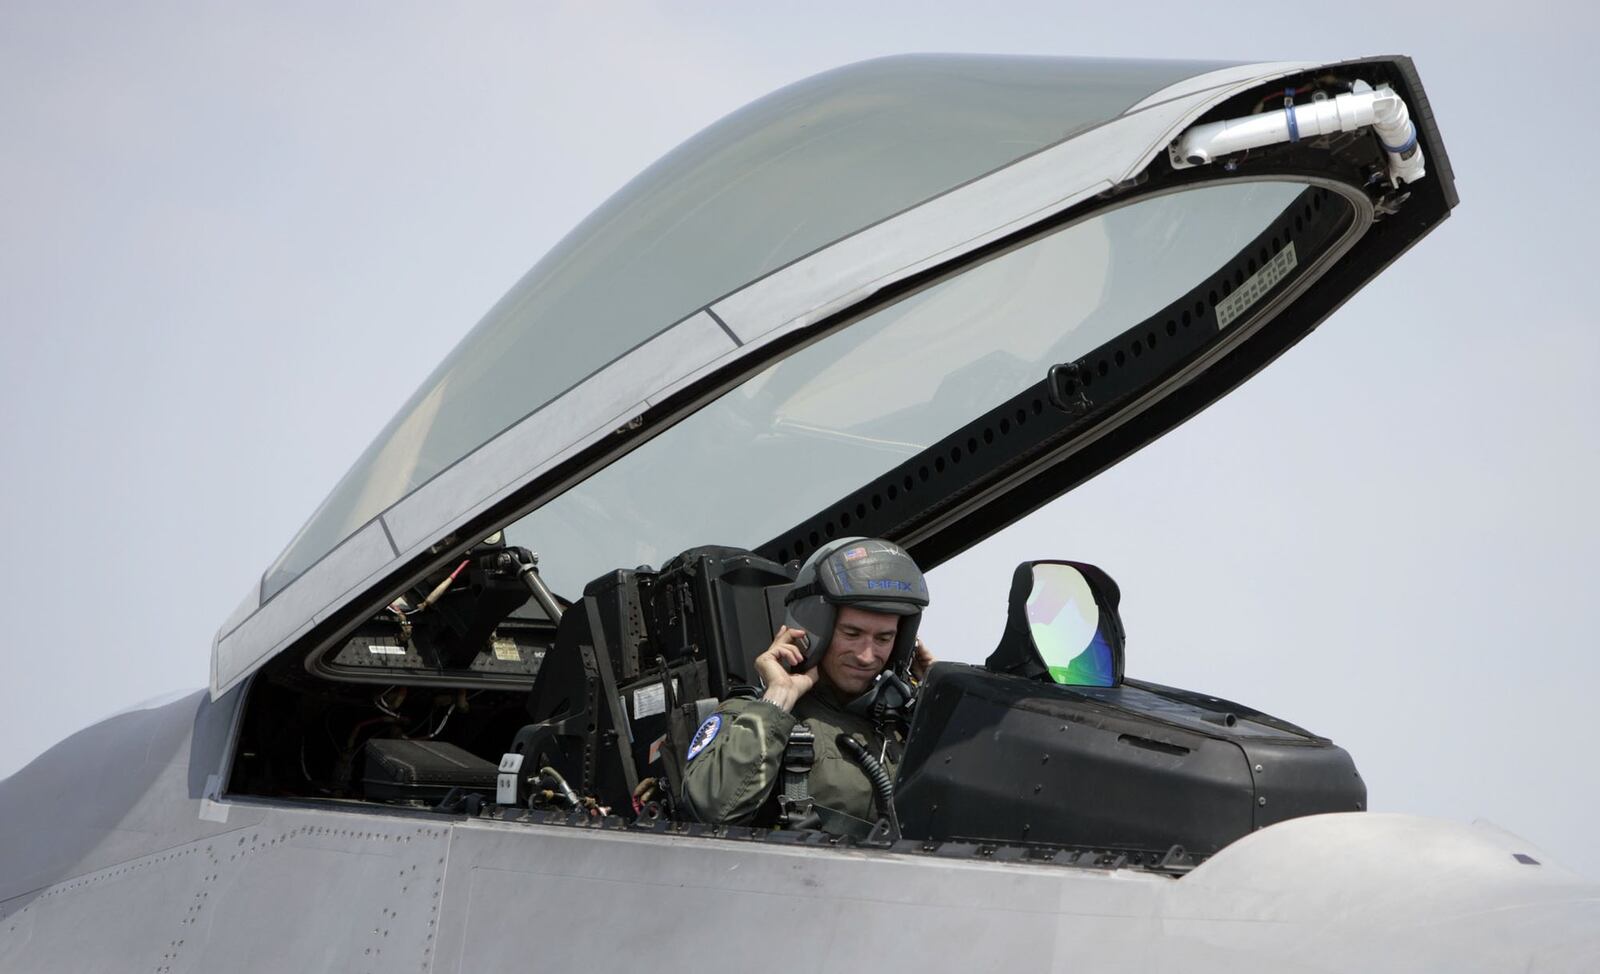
{"left": 820, "top": 606, "right": 899, "bottom": 697}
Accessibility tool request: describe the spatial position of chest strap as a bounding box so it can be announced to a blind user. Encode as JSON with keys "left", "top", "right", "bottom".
{"left": 775, "top": 722, "right": 815, "bottom": 826}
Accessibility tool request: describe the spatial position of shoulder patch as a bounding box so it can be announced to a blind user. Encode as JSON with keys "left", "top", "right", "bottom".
{"left": 685, "top": 714, "right": 722, "bottom": 761}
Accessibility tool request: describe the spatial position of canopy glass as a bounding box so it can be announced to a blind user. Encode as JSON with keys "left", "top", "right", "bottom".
{"left": 262, "top": 55, "right": 1230, "bottom": 599}
{"left": 508, "top": 180, "right": 1309, "bottom": 595}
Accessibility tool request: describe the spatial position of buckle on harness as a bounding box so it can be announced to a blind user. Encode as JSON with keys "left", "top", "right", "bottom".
{"left": 783, "top": 724, "right": 815, "bottom": 771}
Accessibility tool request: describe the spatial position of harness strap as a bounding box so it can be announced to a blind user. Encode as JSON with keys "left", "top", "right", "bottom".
{"left": 776, "top": 722, "right": 816, "bottom": 826}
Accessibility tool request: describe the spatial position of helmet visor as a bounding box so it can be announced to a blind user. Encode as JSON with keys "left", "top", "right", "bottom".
{"left": 1027, "top": 563, "right": 1116, "bottom": 687}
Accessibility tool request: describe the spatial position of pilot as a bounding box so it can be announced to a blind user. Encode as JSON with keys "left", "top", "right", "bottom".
{"left": 680, "top": 537, "right": 933, "bottom": 835}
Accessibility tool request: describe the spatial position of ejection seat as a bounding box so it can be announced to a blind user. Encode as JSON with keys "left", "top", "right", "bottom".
{"left": 501, "top": 546, "right": 796, "bottom": 818}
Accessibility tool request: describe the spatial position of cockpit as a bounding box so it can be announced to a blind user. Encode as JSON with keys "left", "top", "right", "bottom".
{"left": 227, "top": 535, "right": 1363, "bottom": 868}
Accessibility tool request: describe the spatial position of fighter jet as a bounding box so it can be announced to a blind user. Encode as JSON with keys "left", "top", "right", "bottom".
{"left": 4, "top": 53, "right": 1597, "bottom": 972}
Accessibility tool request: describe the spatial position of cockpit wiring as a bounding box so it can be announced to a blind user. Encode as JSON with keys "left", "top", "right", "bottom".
{"left": 374, "top": 687, "right": 406, "bottom": 719}
{"left": 411, "top": 559, "right": 471, "bottom": 614}
{"left": 416, "top": 703, "right": 456, "bottom": 740}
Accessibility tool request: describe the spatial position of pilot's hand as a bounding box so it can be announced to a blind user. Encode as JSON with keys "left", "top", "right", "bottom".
{"left": 912, "top": 638, "right": 937, "bottom": 682}
{"left": 755, "top": 626, "right": 819, "bottom": 712}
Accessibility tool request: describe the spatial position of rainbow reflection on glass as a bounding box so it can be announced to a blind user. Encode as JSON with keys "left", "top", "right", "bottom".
{"left": 1026, "top": 563, "right": 1116, "bottom": 687}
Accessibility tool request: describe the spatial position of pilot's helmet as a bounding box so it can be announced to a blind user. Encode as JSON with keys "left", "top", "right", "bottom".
{"left": 783, "top": 537, "right": 929, "bottom": 676}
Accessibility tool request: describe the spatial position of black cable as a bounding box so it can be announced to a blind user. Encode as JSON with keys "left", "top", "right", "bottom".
{"left": 838, "top": 735, "right": 899, "bottom": 838}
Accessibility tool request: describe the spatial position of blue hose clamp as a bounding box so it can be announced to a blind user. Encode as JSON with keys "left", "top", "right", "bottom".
{"left": 1381, "top": 127, "right": 1418, "bottom": 155}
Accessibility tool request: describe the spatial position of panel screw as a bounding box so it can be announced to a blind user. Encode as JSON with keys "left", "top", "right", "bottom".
{"left": 1258, "top": 796, "right": 1268, "bottom": 806}
{"left": 1254, "top": 764, "right": 1263, "bottom": 773}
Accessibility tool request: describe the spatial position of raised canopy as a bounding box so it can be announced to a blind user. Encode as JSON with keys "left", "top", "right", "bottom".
{"left": 213, "top": 54, "right": 1457, "bottom": 697}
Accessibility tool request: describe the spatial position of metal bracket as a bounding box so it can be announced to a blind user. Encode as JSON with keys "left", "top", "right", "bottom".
{"left": 1047, "top": 362, "right": 1093, "bottom": 418}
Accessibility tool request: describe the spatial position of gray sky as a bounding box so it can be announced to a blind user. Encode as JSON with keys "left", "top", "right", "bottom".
{"left": 3, "top": 1, "right": 1597, "bottom": 879}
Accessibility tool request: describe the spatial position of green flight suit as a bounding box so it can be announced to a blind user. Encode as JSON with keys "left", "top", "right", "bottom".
{"left": 679, "top": 684, "right": 899, "bottom": 829}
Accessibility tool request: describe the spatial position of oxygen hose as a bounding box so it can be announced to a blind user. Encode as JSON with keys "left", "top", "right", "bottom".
{"left": 538, "top": 766, "right": 582, "bottom": 810}
{"left": 838, "top": 735, "right": 899, "bottom": 838}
